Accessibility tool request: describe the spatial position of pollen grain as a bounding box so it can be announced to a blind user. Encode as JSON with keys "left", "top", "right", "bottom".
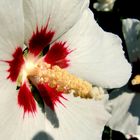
{"left": 131, "top": 74, "right": 140, "bottom": 85}
{"left": 29, "top": 62, "right": 103, "bottom": 100}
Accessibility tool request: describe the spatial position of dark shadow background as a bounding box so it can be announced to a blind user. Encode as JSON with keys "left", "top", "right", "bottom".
{"left": 89, "top": 0, "right": 140, "bottom": 140}
{"left": 89, "top": 0, "right": 140, "bottom": 62}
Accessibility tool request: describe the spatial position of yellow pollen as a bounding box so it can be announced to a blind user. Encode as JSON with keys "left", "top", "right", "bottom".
{"left": 28, "top": 62, "right": 104, "bottom": 100}
{"left": 131, "top": 75, "right": 140, "bottom": 85}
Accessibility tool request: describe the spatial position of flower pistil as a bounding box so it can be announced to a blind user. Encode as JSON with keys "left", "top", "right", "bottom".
{"left": 28, "top": 61, "right": 104, "bottom": 100}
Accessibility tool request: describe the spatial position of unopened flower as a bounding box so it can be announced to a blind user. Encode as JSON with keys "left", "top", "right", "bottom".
{"left": 0, "top": 0, "right": 131, "bottom": 139}
{"left": 93, "top": 0, "right": 116, "bottom": 12}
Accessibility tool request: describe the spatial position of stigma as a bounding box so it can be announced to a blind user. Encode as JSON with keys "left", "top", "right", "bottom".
{"left": 27, "top": 61, "right": 104, "bottom": 100}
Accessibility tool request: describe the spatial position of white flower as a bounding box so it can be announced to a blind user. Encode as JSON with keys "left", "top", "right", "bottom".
{"left": 93, "top": 0, "right": 116, "bottom": 12}
{"left": 0, "top": 0, "right": 131, "bottom": 139}
{"left": 106, "top": 89, "right": 140, "bottom": 136}
{"left": 106, "top": 88, "right": 140, "bottom": 137}
{"left": 106, "top": 18, "right": 140, "bottom": 137}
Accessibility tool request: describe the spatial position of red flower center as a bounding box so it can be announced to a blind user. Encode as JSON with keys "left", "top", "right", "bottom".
{"left": 5, "top": 23, "right": 72, "bottom": 115}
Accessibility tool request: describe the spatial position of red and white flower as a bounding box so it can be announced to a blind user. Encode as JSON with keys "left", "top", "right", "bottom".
{"left": 0, "top": 0, "right": 131, "bottom": 140}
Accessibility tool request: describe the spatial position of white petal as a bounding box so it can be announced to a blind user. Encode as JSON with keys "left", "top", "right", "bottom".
{"left": 23, "top": 0, "right": 89, "bottom": 44}
{"left": 106, "top": 87, "right": 140, "bottom": 135}
{"left": 0, "top": 66, "right": 109, "bottom": 140}
{"left": 0, "top": 77, "right": 45, "bottom": 140}
{"left": 52, "top": 9, "right": 131, "bottom": 89}
{"left": 122, "top": 18, "right": 140, "bottom": 62}
{"left": 0, "top": 0, "right": 24, "bottom": 60}
{"left": 0, "top": 3, "right": 44, "bottom": 138}
{"left": 44, "top": 94, "right": 110, "bottom": 140}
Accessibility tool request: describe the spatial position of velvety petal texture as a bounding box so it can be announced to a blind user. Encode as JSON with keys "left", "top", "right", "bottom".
{"left": 106, "top": 87, "right": 140, "bottom": 135}
{"left": 53, "top": 9, "right": 131, "bottom": 89}
{"left": 122, "top": 18, "right": 140, "bottom": 62}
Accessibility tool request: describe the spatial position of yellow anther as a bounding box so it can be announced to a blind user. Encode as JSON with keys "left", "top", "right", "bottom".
{"left": 131, "top": 75, "right": 140, "bottom": 85}
{"left": 28, "top": 62, "right": 104, "bottom": 100}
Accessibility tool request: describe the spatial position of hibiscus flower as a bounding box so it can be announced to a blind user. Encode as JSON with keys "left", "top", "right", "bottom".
{"left": 106, "top": 18, "right": 140, "bottom": 138}
{"left": 0, "top": 0, "right": 131, "bottom": 140}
